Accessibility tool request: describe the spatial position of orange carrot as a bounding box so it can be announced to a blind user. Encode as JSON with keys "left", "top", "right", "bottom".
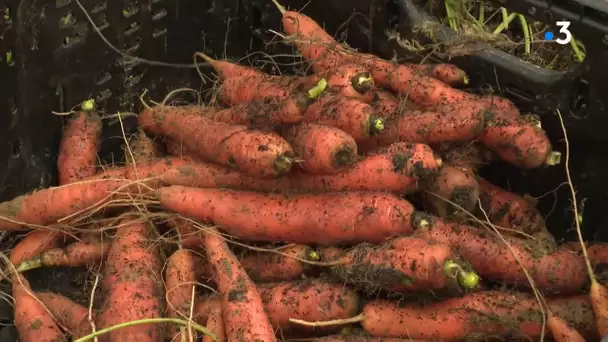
{"left": 16, "top": 240, "right": 109, "bottom": 272}
{"left": 194, "top": 52, "right": 263, "bottom": 80}
{"left": 13, "top": 274, "right": 67, "bottom": 342}
{"left": 202, "top": 302, "right": 225, "bottom": 342}
{"left": 353, "top": 292, "right": 596, "bottom": 340}
{"left": 164, "top": 139, "right": 202, "bottom": 161}
{"left": 436, "top": 142, "right": 490, "bottom": 169}
{"left": 407, "top": 63, "right": 468, "bottom": 86}
{"left": 371, "top": 90, "right": 400, "bottom": 119}
{"left": 259, "top": 280, "right": 359, "bottom": 334}
{"left": 58, "top": 110, "right": 102, "bottom": 185}
{"left": 138, "top": 105, "right": 295, "bottom": 178}
{"left": 160, "top": 142, "right": 442, "bottom": 194}
{"left": 590, "top": 280, "right": 608, "bottom": 337}
{"left": 303, "top": 94, "right": 384, "bottom": 141}
{"left": 10, "top": 231, "right": 66, "bottom": 266}
{"left": 202, "top": 227, "right": 277, "bottom": 341}
{"left": 421, "top": 164, "right": 480, "bottom": 218}
{"left": 126, "top": 129, "right": 164, "bottom": 163}
{"left": 315, "top": 63, "right": 375, "bottom": 102}
{"left": 282, "top": 123, "right": 358, "bottom": 174}
{"left": 166, "top": 217, "right": 202, "bottom": 248}
{"left": 477, "top": 178, "right": 552, "bottom": 239}
{"left": 158, "top": 186, "right": 417, "bottom": 245}
{"left": 307, "top": 335, "right": 417, "bottom": 342}
{"left": 271, "top": 0, "right": 347, "bottom": 72}
{"left": 239, "top": 244, "right": 320, "bottom": 282}
{"left": 97, "top": 218, "right": 164, "bottom": 342}
{"left": 412, "top": 212, "right": 587, "bottom": 294}
{"left": 207, "top": 96, "right": 306, "bottom": 127}
{"left": 320, "top": 236, "right": 479, "bottom": 294}
{"left": 35, "top": 292, "right": 92, "bottom": 339}
{"left": 165, "top": 248, "right": 199, "bottom": 341}
{"left": 358, "top": 101, "right": 487, "bottom": 150}
{"left": 548, "top": 311, "right": 586, "bottom": 342}
{"left": 480, "top": 114, "right": 555, "bottom": 168}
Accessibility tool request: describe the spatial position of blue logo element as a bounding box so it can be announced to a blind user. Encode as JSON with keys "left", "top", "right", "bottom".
{"left": 544, "top": 31, "right": 554, "bottom": 41}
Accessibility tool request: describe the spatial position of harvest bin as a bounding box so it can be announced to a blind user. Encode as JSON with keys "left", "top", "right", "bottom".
{"left": 0, "top": 0, "right": 606, "bottom": 337}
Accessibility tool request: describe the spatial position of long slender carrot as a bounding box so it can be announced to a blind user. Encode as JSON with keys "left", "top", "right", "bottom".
{"left": 35, "top": 292, "right": 92, "bottom": 339}
{"left": 160, "top": 142, "right": 442, "bottom": 194}
{"left": 202, "top": 227, "right": 277, "bottom": 341}
{"left": 165, "top": 248, "right": 199, "bottom": 341}
{"left": 13, "top": 274, "right": 68, "bottom": 342}
{"left": 58, "top": 110, "right": 102, "bottom": 185}
{"left": 158, "top": 186, "right": 417, "bottom": 245}
{"left": 138, "top": 105, "right": 295, "bottom": 178}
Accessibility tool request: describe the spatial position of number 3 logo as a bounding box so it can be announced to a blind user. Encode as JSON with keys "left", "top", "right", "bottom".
{"left": 556, "top": 21, "right": 572, "bottom": 45}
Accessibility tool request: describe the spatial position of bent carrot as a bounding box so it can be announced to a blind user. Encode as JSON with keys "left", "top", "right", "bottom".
{"left": 35, "top": 292, "right": 92, "bottom": 339}
{"left": 58, "top": 110, "right": 102, "bottom": 185}
{"left": 282, "top": 123, "right": 358, "bottom": 174}
{"left": 165, "top": 248, "right": 199, "bottom": 341}
{"left": 407, "top": 63, "right": 468, "bottom": 86}
{"left": 303, "top": 94, "right": 384, "bottom": 141}
{"left": 321, "top": 236, "right": 479, "bottom": 294}
{"left": 480, "top": 115, "right": 555, "bottom": 169}
{"left": 202, "top": 227, "right": 276, "bottom": 341}
{"left": 138, "top": 105, "right": 295, "bottom": 178}
{"left": 158, "top": 186, "right": 417, "bottom": 245}
{"left": 97, "top": 218, "right": 164, "bottom": 342}
{"left": 412, "top": 212, "right": 587, "bottom": 294}
{"left": 13, "top": 274, "right": 67, "bottom": 342}
{"left": 421, "top": 164, "right": 480, "bottom": 218}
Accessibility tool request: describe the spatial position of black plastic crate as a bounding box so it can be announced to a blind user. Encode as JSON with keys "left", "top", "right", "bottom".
{"left": 0, "top": 0, "right": 607, "bottom": 331}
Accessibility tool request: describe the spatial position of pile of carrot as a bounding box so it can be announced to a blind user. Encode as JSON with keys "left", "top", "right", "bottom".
{"left": 0, "top": 1, "right": 606, "bottom": 341}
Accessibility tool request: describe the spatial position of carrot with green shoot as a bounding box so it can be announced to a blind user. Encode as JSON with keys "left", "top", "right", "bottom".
{"left": 138, "top": 105, "right": 295, "bottom": 178}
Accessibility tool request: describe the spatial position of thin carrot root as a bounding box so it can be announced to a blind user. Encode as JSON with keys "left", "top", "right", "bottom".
{"left": 16, "top": 240, "right": 109, "bottom": 272}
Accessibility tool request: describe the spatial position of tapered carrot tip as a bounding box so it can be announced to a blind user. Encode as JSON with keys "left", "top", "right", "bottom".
{"left": 545, "top": 151, "right": 562, "bottom": 166}
{"left": 194, "top": 51, "right": 214, "bottom": 64}
{"left": 15, "top": 258, "right": 42, "bottom": 273}
{"left": 271, "top": 0, "right": 286, "bottom": 14}
{"left": 591, "top": 280, "right": 608, "bottom": 336}
{"left": 351, "top": 72, "right": 374, "bottom": 95}
{"left": 274, "top": 154, "right": 294, "bottom": 174}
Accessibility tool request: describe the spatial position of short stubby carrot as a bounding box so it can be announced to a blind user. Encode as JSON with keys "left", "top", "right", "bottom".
{"left": 202, "top": 227, "right": 277, "bottom": 341}
{"left": 138, "top": 105, "right": 295, "bottom": 178}
{"left": 358, "top": 291, "right": 597, "bottom": 340}
{"left": 358, "top": 101, "right": 486, "bottom": 150}
{"left": 303, "top": 94, "right": 384, "bottom": 141}
{"left": 207, "top": 96, "right": 306, "bottom": 127}
{"left": 283, "top": 123, "right": 358, "bottom": 174}
{"left": 97, "top": 218, "right": 164, "bottom": 342}
{"left": 13, "top": 274, "right": 68, "bottom": 342}
{"left": 412, "top": 212, "right": 587, "bottom": 294}
{"left": 421, "top": 164, "right": 480, "bottom": 218}
{"left": 158, "top": 186, "right": 416, "bottom": 245}
{"left": 0, "top": 177, "right": 144, "bottom": 231}
{"left": 126, "top": 129, "right": 164, "bottom": 163}
{"left": 239, "top": 244, "right": 320, "bottom": 282}
{"left": 58, "top": 110, "right": 102, "bottom": 185}
{"left": 35, "top": 291, "right": 92, "bottom": 339}
{"left": 272, "top": 0, "right": 347, "bottom": 72}
{"left": 259, "top": 279, "right": 360, "bottom": 334}
{"left": 322, "top": 236, "right": 479, "bottom": 294}
{"left": 165, "top": 248, "right": 199, "bottom": 341}
{"left": 480, "top": 114, "right": 554, "bottom": 169}
{"left": 407, "top": 63, "right": 468, "bottom": 86}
